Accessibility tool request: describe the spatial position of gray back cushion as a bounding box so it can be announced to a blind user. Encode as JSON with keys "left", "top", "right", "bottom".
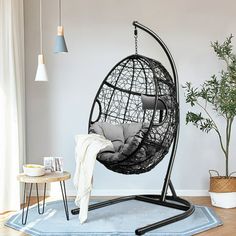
{"left": 141, "top": 94, "right": 166, "bottom": 110}
{"left": 122, "top": 123, "right": 142, "bottom": 141}
{"left": 90, "top": 122, "right": 124, "bottom": 152}
{"left": 91, "top": 122, "right": 124, "bottom": 142}
{"left": 90, "top": 122, "right": 145, "bottom": 152}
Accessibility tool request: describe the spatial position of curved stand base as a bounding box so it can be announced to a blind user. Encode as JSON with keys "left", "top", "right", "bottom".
{"left": 71, "top": 194, "right": 195, "bottom": 235}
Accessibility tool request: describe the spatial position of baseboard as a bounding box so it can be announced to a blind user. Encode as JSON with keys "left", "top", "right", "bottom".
{"left": 29, "top": 187, "right": 209, "bottom": 197}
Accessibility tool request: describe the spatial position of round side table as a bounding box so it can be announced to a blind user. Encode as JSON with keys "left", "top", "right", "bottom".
{"left": 17, "top": 171, "right": 71, "bottom": 225}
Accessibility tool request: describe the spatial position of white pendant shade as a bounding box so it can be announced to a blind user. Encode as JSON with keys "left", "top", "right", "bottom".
{"left": 35, "top": 54, "right": 48, "bottom": 81}
{"left": 35, "top": 0, "right": 48, "bottom": 82}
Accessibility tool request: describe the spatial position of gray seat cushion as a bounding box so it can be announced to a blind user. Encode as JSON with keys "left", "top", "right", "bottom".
{"left": 89, "top": 122, "right": 148, "bottom": 164}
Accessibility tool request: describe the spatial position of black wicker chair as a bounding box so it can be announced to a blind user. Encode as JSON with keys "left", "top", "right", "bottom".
{"left": 72, "top": 21, "right": 194, "bottom": 235}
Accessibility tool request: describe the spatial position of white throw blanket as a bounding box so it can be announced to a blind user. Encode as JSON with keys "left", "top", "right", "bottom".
{"left": 73, "top": 134, "right": 113, "bottom": 223}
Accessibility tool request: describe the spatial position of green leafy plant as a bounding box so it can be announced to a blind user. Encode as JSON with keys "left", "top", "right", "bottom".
{"left": 183, "top": 35, "right": 236, "bottom": 177}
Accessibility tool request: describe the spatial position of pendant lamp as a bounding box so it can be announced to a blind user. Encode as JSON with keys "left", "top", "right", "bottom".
{"left": 35, "top": 0, "right": 48, "bottom": 81}
{"left": 54, "top": 0, "right": 68, "bottom": 53}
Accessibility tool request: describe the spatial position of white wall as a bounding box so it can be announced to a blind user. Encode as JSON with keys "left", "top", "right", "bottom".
{"left": 24, "top": 0, "right": 236, "bottom": 196}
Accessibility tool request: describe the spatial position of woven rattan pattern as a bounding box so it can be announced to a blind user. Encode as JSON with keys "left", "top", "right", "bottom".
{"left": 89, "top": 54, "right": 179, "bottom": 174}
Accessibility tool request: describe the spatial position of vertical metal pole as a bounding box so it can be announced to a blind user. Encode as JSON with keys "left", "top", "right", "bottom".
{"left": 168, "top": 180, "right": 177, "bottom": 198}
{"left": 161, "top": 126, "right": 179, "bottom": 201}
{"left": 133, "top": 21, "right": 180, "bottom": 202}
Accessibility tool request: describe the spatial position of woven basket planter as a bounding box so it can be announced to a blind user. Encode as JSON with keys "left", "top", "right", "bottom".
{"left": 209, "top": 170, "right": 236, "bottom": 192}
{"left": 210, "top": 176, "right": 236, "bottom": 192}
{"left": 209, "top": 170, "right": 236, "bottom": 208}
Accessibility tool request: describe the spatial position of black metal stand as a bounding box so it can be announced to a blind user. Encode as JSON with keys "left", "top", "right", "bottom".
{"left": 21, "top": 181, "right": 69, "bottom": 225}
{"left": 72, "top": 114, "right": 195, "bottom": 235}
{"left": 72, "top": 125, "right": 195, "bottom": 235}
{"left": 71, "top": 181, "right": 194, "bottom": 235}
{"left": 71, "top": 131, "right": 195, "bottom": 235}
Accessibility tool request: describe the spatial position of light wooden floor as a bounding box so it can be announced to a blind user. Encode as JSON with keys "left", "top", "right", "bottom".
{"left": 1, "top": 197, "right": 236, "bottom": 235}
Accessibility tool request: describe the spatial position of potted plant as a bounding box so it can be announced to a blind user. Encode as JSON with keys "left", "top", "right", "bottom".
{"left": 183, "top": 35, "right": 236, "bottom": 208}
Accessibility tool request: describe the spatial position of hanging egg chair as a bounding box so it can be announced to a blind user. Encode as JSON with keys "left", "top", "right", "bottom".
{"left": 72, "top": 21, "right": 194, "bottom": 235}
{"left": 89, "top": 54, "right": 178, "bottom": 175}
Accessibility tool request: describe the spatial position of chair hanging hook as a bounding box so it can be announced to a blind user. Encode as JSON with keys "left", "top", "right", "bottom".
{"left": 134, "top": 26, "right": 138, "bottom": 54}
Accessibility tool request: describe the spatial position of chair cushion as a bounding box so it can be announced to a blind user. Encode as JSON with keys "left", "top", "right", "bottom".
{"left": 90, "top": 122, "right": 149, "bottom": 164}
{"left": 122, "top": 123, "right": 142, "bottom": 141}
{"left": 121, "top": 127, "right": 147, "bottom": 156}
{"left": 90, "top": 122, "right": 124, "bottom": 152}
{"left": 90, "top": 122, "right": 124, "bottom": 142}
{"left": 141, "top": 94, "right": 166, "bottom": 110}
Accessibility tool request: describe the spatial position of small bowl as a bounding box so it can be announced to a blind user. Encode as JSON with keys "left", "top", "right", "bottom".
{"left": 23, "top": 164, "right": 45, "bottom": 177}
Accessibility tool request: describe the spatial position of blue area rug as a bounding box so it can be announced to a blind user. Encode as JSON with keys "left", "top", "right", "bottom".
{"left": 5, "top": 200, "right": 222, "bottom": 236}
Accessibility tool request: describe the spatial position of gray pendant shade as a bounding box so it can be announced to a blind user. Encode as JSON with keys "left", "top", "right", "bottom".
{"left": 54, "top": 27, "right": 68, "bottom": 53}
{"left": 54, "top": 0, "right": 68, "bottom": 53}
